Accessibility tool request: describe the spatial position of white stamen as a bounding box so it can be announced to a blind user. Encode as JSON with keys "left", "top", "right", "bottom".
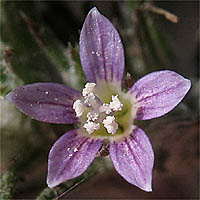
{"left": 99, "top": 103, "right": 112, "bottom": 114}
{"left": 87, "top": 111, "right": 99, "bottom": 121}
{"left": 109, "top": 95, "right": 123, "bottom": 111}
{"left": 82, "top": 83, "right": 96, "bottom": 97}
{"left": 99, "top": 95, "right": 123, "bottom": 114}
{"left": 103, "top": 116, "right": 118, "bottom": 135}
{"left": 72, "top": 83, "right": 124, "bottom": 136}
{"left": 73, "top": 100, "right": 84, "bottom": 118}
{"left": 84, "top": 92, "right": 96, "bottom": 106}
{"left": 83, "top": 121, "right": 100, "bottom": 134}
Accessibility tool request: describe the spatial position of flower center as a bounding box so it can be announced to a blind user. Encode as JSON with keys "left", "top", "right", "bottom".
{"left": 73, "top": 82, "right": 137, "bottom": 140}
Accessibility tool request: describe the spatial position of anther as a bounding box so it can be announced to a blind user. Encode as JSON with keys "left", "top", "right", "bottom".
{"left": 84, "top": 93, "right": 96, "bottom": 106}
{"left": 82, "top": 83, "right": 96, "bottom": 97}
{"left": 103, "top": 116, "right": 118, "bottom": 135}
{"left": 99, "top": 103, "right": 112, "bottom": 114}
{"left": 73, "top": 100, "right": 84, "bottom": 118}
{"left": 83, "top": 121, "right": 100, "bottom": 134}
{"left": 109, "top": 95, "right": 123, "bottom": 112}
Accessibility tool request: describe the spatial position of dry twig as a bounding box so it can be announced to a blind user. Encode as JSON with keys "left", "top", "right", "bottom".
{"left": 144, "top": 2, "right": 178, "bottom": 23}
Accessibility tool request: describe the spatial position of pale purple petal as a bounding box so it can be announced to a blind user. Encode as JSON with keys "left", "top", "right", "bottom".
{"left": 110, "top": 127, "right": 154, "bottom": 192}
{"left": 80, "top": 7, "right": 124, "bottom": 83}
{"left": 129, "top": 70, "right": 191, "bottom": 120}
{"left": 6, "top": 83, "right": 81, "bottom": 124}
{"left": 47, "top": 129, "right": 102, "bottom": 188}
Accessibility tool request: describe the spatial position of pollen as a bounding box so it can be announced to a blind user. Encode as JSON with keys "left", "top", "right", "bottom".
{"left": 110, "top": 95, "right": 123, "bottom": 111}
{"left": 82, "top": 83, "right": 96, "bottom": 97}
{"left": 103, "top": 116, "right": 118, "bottom": 134}
{"left": 99, "top": 103, "right": 112, "bottom": 114}
{"left": 73, "top": 100, "right": 84, "bottom": 118}
{"left": 84, "top": 93, "right": 96, "bottom": 106}
{"left": 99, "top": 95, "right": 123, "bottom": 114}
{"left": 83, "top": 121, "right": 100, "bottom": 134}
{"left": 72, "top": 83, "right": 127, "bottom": 136}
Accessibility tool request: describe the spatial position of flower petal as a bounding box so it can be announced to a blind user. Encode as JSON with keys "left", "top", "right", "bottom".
{"left": 80, "top": 7, "right": 124, "bottom": 84}
{"left": 129, "top": 70, "right": 191, "bottom": 120}
{"left": 6, "top": 83, "right": 81, "bottom": 124}
{"left": 47, "top": 129, "right": 102, "bottom": 188}
{"left": 110, "top": 127, "right": 154, "bottom": 192}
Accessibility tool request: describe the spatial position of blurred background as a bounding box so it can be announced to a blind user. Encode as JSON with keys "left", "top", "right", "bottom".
{"left": 1, "top": 1, "right": 199, "bottom": 199}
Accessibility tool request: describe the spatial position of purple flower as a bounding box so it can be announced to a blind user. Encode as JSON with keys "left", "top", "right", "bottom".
{"left": 7, "top": 7, "right": 191, "bottom": 192}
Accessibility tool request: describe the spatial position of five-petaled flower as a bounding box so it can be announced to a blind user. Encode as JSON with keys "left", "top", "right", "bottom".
{"left": 7, "top": 7, "right": 191, "bottom": 192}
